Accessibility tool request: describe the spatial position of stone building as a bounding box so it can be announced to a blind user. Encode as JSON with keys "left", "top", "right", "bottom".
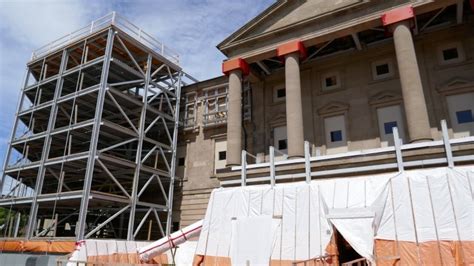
{"left": 174, "top": 0, "right": 474, "bottom": 228}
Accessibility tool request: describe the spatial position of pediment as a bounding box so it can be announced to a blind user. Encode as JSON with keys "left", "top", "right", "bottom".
{"left": 437, "top": 77, "right": 473, "bottom": 91}
{"left": 269, "top": 112, "right": 286, "bottom": 127}
{"left": 218, "top": 0, "right": 368, "bottom": 52}
{"left": 369, "top": 90, "right": 402, "bottom": 106}
{"left": 317, "top": 101, "right": 349, "bottom": 115}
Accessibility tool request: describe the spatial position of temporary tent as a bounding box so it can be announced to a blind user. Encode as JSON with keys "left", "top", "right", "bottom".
{"left": 195, "top": 166, "right": 474, "bottom": 265}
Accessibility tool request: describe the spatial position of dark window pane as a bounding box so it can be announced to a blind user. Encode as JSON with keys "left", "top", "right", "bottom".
{"left": 456, "top": 110, "right": 473, "bottom": 124}
{"left": 325, "top": 76, "right": 338, "bottom": 87}
{"left": 330, "top": 130, "right": 343, "bottom": 142}
{"left": 278, "top": 139, "right": 288, "bottom": 150}
{"left": 376, "top": 64, "right": 390, "bottom": 76}
{"left": 277, "top": 88, "right": 286, "bottom": 98}
{"left": 178, "top": 157, "right": 185, "bottom": 166}
{"left": 443, "top": 48, "right": 459, "bottom": 61}
{"left": 384, "top": 121, "right": 398, "bottom": 134}
{"left": 218, "top": 151, "right": 226, "bottom": 161}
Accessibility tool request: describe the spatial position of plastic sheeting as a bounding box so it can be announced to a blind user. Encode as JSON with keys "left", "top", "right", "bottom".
{"left": 66, "top": 239, "right": 166, "bottom": 265}
{"left": 196, "top": 166, "right": 474, "bottom": 265}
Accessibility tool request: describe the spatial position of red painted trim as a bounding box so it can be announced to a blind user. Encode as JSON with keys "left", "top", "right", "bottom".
{"left": 471, "top": 0, "right": 474, "bottom": 12}
{"left": 276, "top": 40, "right": 307, "bottom": 59}
{"left": 381, "top": 5, "right": 414, "bottom": 27}
{"left": 222, "top": 58, "right": 249, "bottom": 76}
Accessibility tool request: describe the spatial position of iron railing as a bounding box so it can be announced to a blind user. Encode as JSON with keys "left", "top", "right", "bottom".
{"left": 228, "top": 120, "right": 474, "bottom": 187}
{"left": 31, "top": 12, "right": 180, "bottom": 65}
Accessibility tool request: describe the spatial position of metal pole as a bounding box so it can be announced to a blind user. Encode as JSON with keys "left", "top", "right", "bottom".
{"left": 77, "top": 28, "right": 115, "bottom": 241}
{"left": 393, "top": 127, "right": 404, "bottom": 173}
{"left": 270, "top": 146, "right": 275, "bottom": 188}
{"left": 165, "top": 72, "right": 182, "bottom": 236}
{"left": 304, "top": 141, "right": 311, "bottom": 183}
{"left": 26, "top": 48, "right": 69, "bottom": 239}
{"left": 241, "top": 150, "right": 246, "bottom": 187}
{"left": 441, "top": 120, "right": 454, "bottom": 168}
{"left": 0, "top": 67, "right": 29, "bottom": 194}
{"left": 127, "top": 54, "right": 152, "bottom": 240}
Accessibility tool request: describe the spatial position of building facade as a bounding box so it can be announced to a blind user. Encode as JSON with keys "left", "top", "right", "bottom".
{"left": 175, "top": 0, "right": 474, "bottom": 228}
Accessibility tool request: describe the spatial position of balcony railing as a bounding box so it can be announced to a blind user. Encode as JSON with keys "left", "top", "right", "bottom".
{"left": 30, "top": 12, "right": 180, "bottom": 65}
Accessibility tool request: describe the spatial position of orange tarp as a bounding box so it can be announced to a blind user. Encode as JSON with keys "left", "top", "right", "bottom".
{"left": 88, "top": 253, "right": 167, "bottom": 265}
{"left": 193, "top": 235, "right": 339, "bottom": 266}
{"left": 0, "top": 240, "right": 75, "bottom": 253}
{"left": 375, "top": 239, "right": 474, "bottom": 266}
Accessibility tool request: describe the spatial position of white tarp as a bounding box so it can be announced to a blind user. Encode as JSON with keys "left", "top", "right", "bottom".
{"left": 196, "top": 166, "right": 474, "bottom": 263}
{"left": 230, "top": 215, "right": 276, "bottom": 265}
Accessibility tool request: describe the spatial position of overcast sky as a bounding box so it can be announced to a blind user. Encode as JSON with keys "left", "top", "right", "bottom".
{"left": 0, "top": 0, "right": 273, "bottom": 169}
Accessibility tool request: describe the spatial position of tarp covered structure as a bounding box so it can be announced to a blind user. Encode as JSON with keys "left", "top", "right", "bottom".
{"left": 195, "top": 166, "right": 474, "bottom": 265}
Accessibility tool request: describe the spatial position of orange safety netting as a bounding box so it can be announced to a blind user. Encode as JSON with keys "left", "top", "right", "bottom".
{"left": 0, "top": 240, "right": 76, "bottom": 253}
{"left": 375, "top": 239, "right": 474, "bottom": 265}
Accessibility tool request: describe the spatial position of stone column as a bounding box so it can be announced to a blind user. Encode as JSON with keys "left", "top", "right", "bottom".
{"left": 383, "top": 6, "right": 432, "bottom": 142}
{"left": 277, "top": 40, "right": 306, "bottom": 158}
{"left": 284, "top": 52, "right": 304, "bottom": 157}
{"left": 222, "top": 58, "right": 248, "bottom": 166}
{"left": 226, "top": 69, "right": 243, "bottom": 166}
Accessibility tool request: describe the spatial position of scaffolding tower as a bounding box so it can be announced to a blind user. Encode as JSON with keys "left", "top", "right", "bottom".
{"left": 0, "top": 12, "right": 195, "bottom": 241}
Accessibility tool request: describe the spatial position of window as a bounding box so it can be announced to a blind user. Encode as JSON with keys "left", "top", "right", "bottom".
{"left": 443, "top": 48, "right": 459, "bottom": 61}
{"left": 384, "top": 121, "right": 398, "bottom": 134}
{"left": 183, "top": 92, "right": 197, "bottom": 129}
{"left": 178, "top": 157, "right": 185, "bottom": 166}
{"left": 278, "top": 139, "right": 288, "bottom": 150}
{"left": 438, "top": 43, "right": 465, "bottom": 65}
{"left": 330, "top": 130, "right": 342, "bottom": 142}
{"left": 273, "top": 84, "right": 286, "bottom": 102}
{"left": 325, "top": 76, "right": 338, "bottom": 87}
{"left": 321, "top": 72, "right": 341, "bottom": 91}
{"left": 218, "top": 151, "right": 226, "bottom": 161}
{"left": 203, "top": 86, "right": 228, "bottom": 127}
{"left": 377, "top": 105, "right": 406, "bottom": 147}
{"left": 273, "top": 126, "right": 288, "bottom": 155}
{"left": 214, "top": 140, "right": 227, "bottom": 172}
{"left": 372, "top": 59, "right": 394, "bottom": 80}
{"left": 376, "top": 64, "right": 390, "bottom": 76}
{"left": 277, "top": 88, "right": 286, "bottom": 98}
{"left": 446, "top": 93, "right": 474, "bottom": 138}
{"left": 456, "top": 110, "right": 473, "bottom": 124}
{"left": 324, "top": 115, "right": 347, "bottom": 154}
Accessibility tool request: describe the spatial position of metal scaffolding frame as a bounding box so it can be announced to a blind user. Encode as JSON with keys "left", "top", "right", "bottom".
{"left": 0, "top": 13, "right": 196, "bottom": 241}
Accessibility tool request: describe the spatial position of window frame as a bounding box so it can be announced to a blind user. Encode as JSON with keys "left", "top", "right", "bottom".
{"left": 437, "top": 42, "right": 465, "bottom": 65}
{"left": 273, "top": 84, "right": 286, "bottom": 103}
{"left": 321, "top": 71, "right": 341, "bottom": 91}
{"left": 371, "top": 59, "right": 394, "bottom": 80}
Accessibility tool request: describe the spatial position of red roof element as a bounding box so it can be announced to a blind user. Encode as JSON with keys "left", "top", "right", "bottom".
{"left": 381, "top": 5, "right": 415, "bottom": 27}
{"left": 276, "top": 40, "right": 307, "bottom": 59}
{"left": 222, "top": 58, "right": 249, "bottom": 76}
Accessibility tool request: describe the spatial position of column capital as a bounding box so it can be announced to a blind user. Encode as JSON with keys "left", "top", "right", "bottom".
{"left": 277, "top": 40, "right": 307, "bottom": 59}
{"left": 381, "top": 5, "right": 415, "bottom": 29}
{"left": 222, "top": 58, "right": 249, "bottom": 76}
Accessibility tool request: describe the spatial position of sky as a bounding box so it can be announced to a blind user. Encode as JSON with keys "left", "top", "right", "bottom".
{"left": 0, "top": 0, "right": 273, "bottom": 171}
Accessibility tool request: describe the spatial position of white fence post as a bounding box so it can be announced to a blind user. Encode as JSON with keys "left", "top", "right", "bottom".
{"left": 241, "top": 150, "right": 246, "bottom": 187}
{"left": 441, "top": 120, "right": 454, "bottom": 168}
{"left": 270, "top": 146, "right": 275, "bottom": 188}
{"left": 304, "top": 141, "right": 311, "bottom": 183}
{"left": 392, "top": 127, "right": 404, "bottom": 173}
